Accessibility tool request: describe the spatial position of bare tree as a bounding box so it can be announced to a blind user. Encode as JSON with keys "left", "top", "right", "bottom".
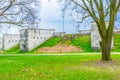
{"left": 0, "top": 0, "right": 40, "bottom": 28}
{"left": 61, "top": 0, "right": 120, "bottom": 61}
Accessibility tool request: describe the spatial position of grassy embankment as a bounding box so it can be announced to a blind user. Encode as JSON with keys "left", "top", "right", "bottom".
{"left": 4, "top": 44, "right": 20, "bottom": 54}
{"left": 4, "top": 36, "right": 62, "bottom": 54}
{"left": 113, "top": 33, "right": 120, "bottom": 52}
{"left": 31, "top": 36, "right": 62, "bottom": 52}
{"left": 31, "top": 34, "right": 93, "bottom": 53}
{"left": 4, "top": 33, "right": 120, "bottom": 54}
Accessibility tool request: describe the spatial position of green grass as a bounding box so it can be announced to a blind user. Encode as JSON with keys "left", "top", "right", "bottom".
{"left": 1, "top": 53, "right": 120, "bottom": 80}
{"left": 3, "top": 33, "right": 120, "bottom": 54}
{"left": 72, "top": 35, "right": 93, "bottom": 52}
{"left": 4, "top": 44, "right": 20, "bottom": 54}
{"left": 4, "top": 37, "right": 62, "bottom": 54}
{"left": 30, "top": 35, "right": 98, "bottom": 52}
{"left": 31, "top": 36, "right": 62, "bottom": 52}
{"left": 113, "top": 34, "right": 120, "bottom": 52}
{"left": 39, "top": 36, "right": 62, "bottom": 47}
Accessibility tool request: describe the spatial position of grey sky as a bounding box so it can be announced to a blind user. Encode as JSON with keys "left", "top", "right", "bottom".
{"left": 1, "top": 0, "right": 120, "bottom": 35}
{"left": 3, "top": 0, "right": 90, "bottom": 35}
{"left": 40, "top": 0, "right": 78, "bottom": 33}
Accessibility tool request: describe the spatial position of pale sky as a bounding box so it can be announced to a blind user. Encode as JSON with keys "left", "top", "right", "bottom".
{"left": 1, "top": 0, "right": 120, "bottom": 35}
{"left": 39, "top": 0, "right": 119, "bottom": 33}
{"left": 2, "top": 0, "right": 89, "bottom": 35}
{"left": 40, "top": 0, "right": 77, "bottom": 33}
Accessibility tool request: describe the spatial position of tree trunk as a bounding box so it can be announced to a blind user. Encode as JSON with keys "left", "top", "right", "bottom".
{"left": 101, "top": 38, "right": 112, "bottom": 61}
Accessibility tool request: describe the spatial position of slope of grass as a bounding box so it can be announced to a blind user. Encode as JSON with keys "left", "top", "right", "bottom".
{"left": 4, "top": 37, "right": 62, "bottom": 54}
{"left": 0, "top": 54, "right": 120, "bottom": 80}
{"left": 72, "top": 35, "right": 93, "bottom": 52}
{"left": 5, "top": 44, "right": 20, "bottom": 54}
{"left": 39, "top": 36, "right": 62, "bottom": 47}
{"left": 60, "top": 34, "right": 73, "bottom": 45}
{"left": 113, "top": 33, "right": 120, "bottom": 52}
{"left": 31, "top": 36, "right": 62, "bottom": 52}
{"left": 59, "top": 34, "right": 94, "bottom": 52}
{"left": 3, "top": 33, "right": 120, "bottom": 54}
{"left": 66, "top": 34, "right": 120, "bottom": 52}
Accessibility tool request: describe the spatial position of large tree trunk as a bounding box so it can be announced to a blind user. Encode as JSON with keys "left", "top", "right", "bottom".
{"left": 100, "top": 37, "right": 112, "bottom": 61}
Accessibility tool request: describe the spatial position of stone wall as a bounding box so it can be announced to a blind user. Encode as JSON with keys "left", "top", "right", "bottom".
{"left": 114, "top": 28, "right": 120, "bottom": 33}
{"left": 20, "top": 29, "right": 28, "bottom": 51}
{"left": 91, "top": 23, "right": 114, "bottom": 50}
{"left": 20, "top": 29, "right": 55, "bottom": 51}
{"left": 78, "top": 30, "right": 91, "bottom": 35}
{"left": 3, "top": 34, "right": 20, "bottom": 50}
{"left": 0, "top": 38, "right": 3, "bottom": 50}
{"left": 53, "top": 32, "right": 66, "bottom": 36}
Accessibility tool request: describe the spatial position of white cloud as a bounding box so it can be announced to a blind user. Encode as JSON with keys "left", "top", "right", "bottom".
{"left": 1, "top": 0, "right": 79, "bottom": 34}
{"left": 41, "top": 0, "right": 61, "bottom": 22}
{"left": 40, "top": 0, "right": 77, "bottom": 33}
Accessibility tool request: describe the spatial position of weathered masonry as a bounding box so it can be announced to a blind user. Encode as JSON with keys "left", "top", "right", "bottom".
{"left": 3, "top": 34, "right": 20, "bottom": 50}
{"left": 91, "top": 22, "right": 114, "bottom": 50}
{"left": 0, "top": 34, "right": 20, "bottom": 51}
{"left": 0, "top": 37, "right": 3, "bottom": 50}
{"left": 78, "top": 30, "right": 91, "bottom": 35}
{"left": 20, "top": 29, "right": 55, "bottom": 52}
{"left": 53, "top": 32, "right": 66, "bottom": 36}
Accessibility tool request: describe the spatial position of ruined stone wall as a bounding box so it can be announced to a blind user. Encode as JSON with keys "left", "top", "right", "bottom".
{"left": 3, "top": 34, "right": 20, "bottom": 50}
{"left": 20, "top": 29, "right": 28, "bottom": 52}
{"left": 0, "top": 38, "right": 3, "bottom": 50}
{"left": 53, "top": 32, "right": 66, "bottom": 36}
{"left": 91, "top": 23, "right": 114, "bottom": 50}
{"left": 20, "top": 29, "right": 55, "bottom": 51}
{"left": 78, "top": 30, "right": 91, "bottom": 35}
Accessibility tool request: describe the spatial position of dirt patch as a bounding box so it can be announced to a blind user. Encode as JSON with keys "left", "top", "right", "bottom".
{"left": 21, "top": 68, "right": 34, "bottom": 72}
{"left": 82, "top": 60, "right": 119, "bottom": 67}
{"left": 65, "top": 60, "right": 120, "bottom": 71}
{"left": 36, "top": 44, "right": 83, "bottom": 53}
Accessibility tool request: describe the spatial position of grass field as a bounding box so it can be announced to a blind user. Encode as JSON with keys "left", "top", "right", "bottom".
{"left": 1, "top": 53, "right": 120, "bottom": 80}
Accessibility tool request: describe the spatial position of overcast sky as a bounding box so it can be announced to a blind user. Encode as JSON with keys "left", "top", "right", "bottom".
{"left": 4, "top": 0, "right": 90, "bottom": 35}
{"left": 40, "top": 0, "right": 79, "bottom": 33}
{"left": 1, "top": 0, "right": 120, "bottom": 36}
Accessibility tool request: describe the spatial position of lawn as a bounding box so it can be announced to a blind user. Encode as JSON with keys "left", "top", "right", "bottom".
{"left": 72, "top": 35, "right": 93, "bottom": 52}
{"left": 0, "top": 53, "right": 120, "bottom": 80}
